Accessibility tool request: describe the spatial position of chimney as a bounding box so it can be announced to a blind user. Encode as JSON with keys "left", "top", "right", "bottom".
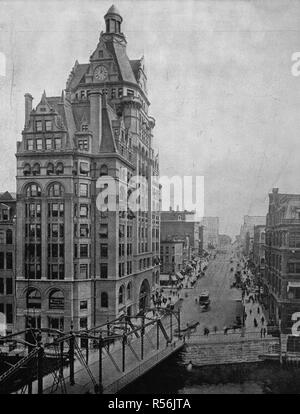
{"left": 272, "top": 188, "right": 279, "bottom": 194}
{"left": 88, "top": 90, "right": 102, "bottom": 152}
{"left": 24, "top": 93, "right": 33, "bottom": 127}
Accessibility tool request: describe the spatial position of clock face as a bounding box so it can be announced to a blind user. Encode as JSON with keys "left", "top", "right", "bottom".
{"left": 94, "top": 65, "right": 108, "bottom": 81}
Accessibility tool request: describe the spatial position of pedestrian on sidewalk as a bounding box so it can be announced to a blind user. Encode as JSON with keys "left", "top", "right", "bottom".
{"left": 213, "top": 326, "right": 218, "bottom": 334}
{"left": 223, "top": 326, "right": 228, "bottom": 335}
{"left": 204, "top": 327, "right": 210, "bottom": 336}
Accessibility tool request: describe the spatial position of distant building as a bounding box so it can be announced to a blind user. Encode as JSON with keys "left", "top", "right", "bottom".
{"left": 0, "top": 192, "right": 16, "bottom": 335}
{"left": 200, "top": 217, "right": 219, "bottom": 250}
{"left": 160, "top": 209, "right": 200, "bottom": 257}
{"left": 264, "top": 188, "right": 300, "bottom": 333}
{"left": 253, "top": 225, "right": 265, "bottom": 280}
{"left": 160, "top": 240, "right": 184, "bottom": 275}
{"left": 218, "top": 234, "right": 232, "bottom": 248}
{"left": 240, "top": 215, "right": 265, "bottom": 256}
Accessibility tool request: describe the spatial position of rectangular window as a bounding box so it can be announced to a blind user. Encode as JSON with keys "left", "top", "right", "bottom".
{"left": 0, "top": 279, "right": 4, "bottom": 294}
{"left": 35, "top": 121, "right": 42, "bottom": 132}
{"left": 80, "top": 224, "right": 89, "bottom": 238}
{"left": 36, "top": 139, "right": 43, "bottom": 150}
{"left": 6, "top": 278, "right": 12, "bottom": 295}
{"left": 79, "top": 162, "right": 90, "bottom": 176}
{"left": 79, "top": 183, "right": 88, "bottom": 197}
{"left": 80, "top": 244, "right": 88, "bottom": 258}
{"left": 0, "top": 252, "right": 4, "bottom": 269}
{"left": 54, "top": 138, "right": 62, "bottom": 149}
{"left": 45, "top": 120, "right": 52, "bottom": 131}
{"left": 6, "top": 253, "right": 12, "bottom": 270}
{"left": 80, "top": 300, "right": 88, "bottom": 310}
{"left": 80, "top": 317, "right": 88, "bottom": 329}
{"left": 100, "top": 244, "right": 108, "bottom": 258}
{"left": 27, "top": 139, "right": 34, "bottom": 150}
{"left": 80, "top": 204, "right": 88, "bottom": 218}
{"left": 80, "top": 264, "right": 88, "bottom": 279}
{"left": 78, "top": 139, "right": 89, "bottom": 151}
{"left": 6, "top": 304, "right": 12, "bottom": 324}
{"left": 100, "top": 263, "right": 108, "bottom": 279}
{"left": 99, "top": 224, "right": 108, "bottom": 238}
{"left": 118, "top": 88, "right": 123, "bottom": 98}
{"left": 0, "top": 232, "right": 5, "bottom": 244}
{"left": 48, "top": 316, "right": 64, "bottom": 331}
{"left": 127, "top": 89, "right": 134, "bottom": 97}
{"left": 46, "top": 138, "right": 52, "bottom": 150}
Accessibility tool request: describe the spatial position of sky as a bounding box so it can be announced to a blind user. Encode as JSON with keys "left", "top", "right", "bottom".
{"left": 1, "top": 0, "right": 300, "bottom": 237}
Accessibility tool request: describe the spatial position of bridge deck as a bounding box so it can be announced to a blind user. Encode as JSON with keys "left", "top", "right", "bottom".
{"left": 29, "top": 323, "right": 184, "bottom": 394}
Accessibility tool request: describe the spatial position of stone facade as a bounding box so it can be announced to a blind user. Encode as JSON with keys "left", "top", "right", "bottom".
{"left": 264, "top": 188, "right": 300, "bottom": 333}
{"left": 0, "top": 192, "right": 16, "bottom": 334}
{"left": 15, "top": 6, "right": 160, "bottom": 334}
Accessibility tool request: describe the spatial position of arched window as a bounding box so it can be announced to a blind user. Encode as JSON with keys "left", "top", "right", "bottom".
{"left": 6, "top": 229, "right": 12, "bottom": 244}
{"left": 100, "top": 165, "right": 108, "bottom": 177}
{"left": 118, "top": 285, "right": 125, "bottom": 305}
{"left": 101, "top": 292, "right": 108, "bottom": 308}
{"left": 46, "top": 163, "right": 54, "bottom": 176}
{"left": 49, "top": 289, "right": 64, "bottom": 310}
{"left": 23, "top": 164, "right": 31, "bottom": 176}
{"left": 32, "top": 163, "right": 40, "bottom": 176}
{"left": 25, "top": 183, "right": 41, "bottom": 197}
{"left": 127, "top": 282, "right": 132, "bottom": 300}
{"left": 56, "top": 163, "right": 64, "bottom": 175}
{"left": 48, "top": 183, "right": 64, "bottom": 197}
{"left": 26, "top": 288, "right": 41, "bottom": 309}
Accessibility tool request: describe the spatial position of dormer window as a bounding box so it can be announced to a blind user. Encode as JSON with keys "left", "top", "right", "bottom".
{"left": 45, "top": 120, "right": 52, "bottom": 131}
{"left": 78, "top": 139, "right": 88, "bottom": 151}
{"left": 118, "top": 88, "right": 123, "bottom": 98}
{"left": 127, "top": 89, "right": 134, "bottom": 97}
{"left": 81, "top": 124, "right": 88, "bottom": 132}
{"left": 35, "top": 121, "right": 42, "bottom": 132}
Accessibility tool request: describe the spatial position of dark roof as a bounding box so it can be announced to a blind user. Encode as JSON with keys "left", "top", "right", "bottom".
{"left": 130, "top": 59, "right": 141, "bottom": 82}
{"left": 68, "top": 64, "right": 89, "bottom": 91}
{"left": 0, "top": 191, "right": 16, "bottom": 201}
{"left": 106, "top": 5, "right": 121, "bottom": 16}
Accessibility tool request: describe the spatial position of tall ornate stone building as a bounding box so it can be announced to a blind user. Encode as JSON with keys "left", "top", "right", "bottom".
{"left": 15, "top": 5, "right": 160, "bottom": 334}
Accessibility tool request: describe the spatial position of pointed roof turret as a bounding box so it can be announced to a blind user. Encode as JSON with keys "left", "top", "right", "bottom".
{"left": 105, "top": 5, "right": 122, "bottom": 19}
{"left": 41, "top": 90, "right": 48, "bottom": 105}
{"left": 104, "top": 4, "right": 123, "bottom": 34}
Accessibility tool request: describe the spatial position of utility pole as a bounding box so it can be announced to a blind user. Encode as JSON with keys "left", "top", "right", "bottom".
{"left": 98, "top": 332, "right": 103, "bottom": 394}
{"left": 69, "top": 322, "right": 75, "bottom": 386}
{"left": 37, "top": 331, "right": 44, "bottom": 394}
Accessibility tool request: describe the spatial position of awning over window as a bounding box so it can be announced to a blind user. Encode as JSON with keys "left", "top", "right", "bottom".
{"left": 287, "top": 282, "right": 300, "bottom": 291}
